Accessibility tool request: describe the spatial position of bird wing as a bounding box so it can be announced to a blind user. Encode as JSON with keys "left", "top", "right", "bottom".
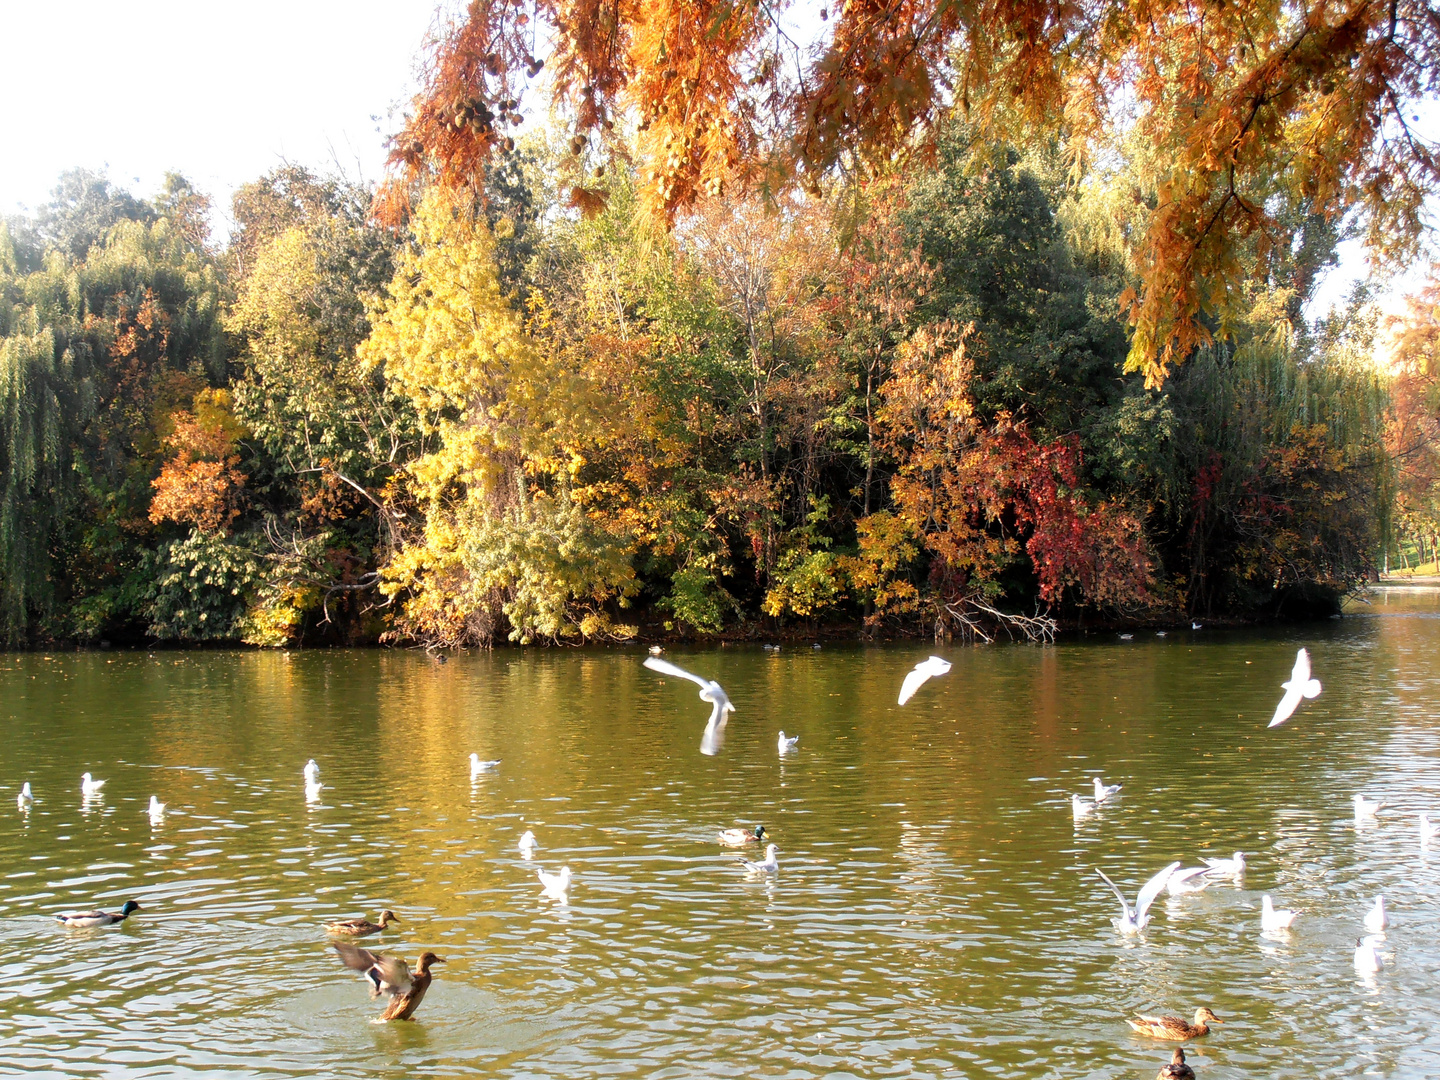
{"left": 1168, "top": 865, "right": 1209, "bottom": 887}
{"left": 333, "top": 943, "right": 411, "bottom": 994}
{"left": 1269, "top": 684, "right": 1303, "bottom": 727}
{"left": 1291, "top": 647, "right": 1310, "bottom": 684}
{"left": 1095, "top": 869, "right": 1132, "bottom": 919}
{"left": 700, "top": 717, "right": 726, "bottom": 756}
{"left": 643, "top": 656, "right": 712, "bottom": 690}
{"left": 1136, "top": 861, "right": 1183, "bottom": 920}
{"left": 897, "top": 667, "right": 932, "bottom": 706}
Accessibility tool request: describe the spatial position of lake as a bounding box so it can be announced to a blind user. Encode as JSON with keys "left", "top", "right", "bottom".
{"left": 3, "top": 589, "right": 1439, "bottom": 1078}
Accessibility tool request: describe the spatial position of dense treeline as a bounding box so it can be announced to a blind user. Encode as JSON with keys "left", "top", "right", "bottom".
{"left": 0, "top": 133, "right": 1396, "bottom": 648}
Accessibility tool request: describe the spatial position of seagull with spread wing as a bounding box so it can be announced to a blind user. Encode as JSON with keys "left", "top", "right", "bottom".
{"left": 1096, "top": 861, "right": 1181, "bottom": 934}
{"left": 643, "top": 656, "right": 734, "bottom": 755}
{"left": 898, "top": 656, "right": 952, "bottom": 705}
{"left": 1268, "top": 647, "right": 1321, "bottom": 727}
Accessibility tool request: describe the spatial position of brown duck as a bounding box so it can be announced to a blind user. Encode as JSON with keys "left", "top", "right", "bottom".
{"left": 1157, "top": 1047, "right": 1196, "bottom": 1080}
{"left": 1128, "top": 1007, "right": 1221, "bottom": 1040}
{"left": 334, "top": 943, "right": 445, "bottom": 1021}
{"left": 324, "top": 909, "right": 399, "bottom": 937}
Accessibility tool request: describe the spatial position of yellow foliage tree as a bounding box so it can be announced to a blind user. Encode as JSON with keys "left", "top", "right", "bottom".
{"left": 360, "top": 188, "right": 637, "bottom": 644}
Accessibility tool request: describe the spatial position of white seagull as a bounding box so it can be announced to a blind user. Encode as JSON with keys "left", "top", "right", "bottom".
{"left": 739, "top": 843, "right": 780, "bottom": 875}
{"left": 643, "top": 656, "right": 734, "bottom": 755}
{"left": 305, "top": 778, "right": 323, "bottom": 803}
{"left": 1201, "top": 851, "right": 1246, "bottom": 878}
{"left": 1096, "top": 861, "right": 1181, "bottom": 934}
{"left": 538, "top": 866, "right": 571, "bottom": 902}
{"left": 17, "top": 782, "right": 33, "bottom": 811}
{"left": 1354, "top": 935, "right": 1383, "bottom": 975}
{"left": 147, "top": 796, "right": 166, "bottom": 821}
{"left": 1093, "top": 777, "right": 1122, "bottom": 804}
{"left": 1420, "top": 812, "right": 1439, "bottom": 845}
{"left": 1353, "top": 794, "right": 1385, "bottom": 819}
{"left": 1261, "top": 894, "right": 1298, "bottom": 932}
{"left": 898, "top": 656, "right": 952, "bottom": 705}
{"left": 80, "top": 773, "right": 105, "bottom": 798}
{"left": 1165, "top": 866, "right": 1212, "bottom": 896}
{"left": 303, "top": 759, "right": 320, "bottom": 784}
{"left": 518, "top": 830, "right": 539, "bottom": 857}
{"left": 1071, "top": 794, "right": 1094, "bottom": 820}
{"left": 1268, "top": 647, "right": 1322, "bottom": 727}
{"left": 1363, "top": 895, "right": 1389, "bottom": 933}
{"left": 777, "top": 731, "right": 800, "bottom": 755}
{"left": 469, "top": 753, "right": 501, "bottom": 778}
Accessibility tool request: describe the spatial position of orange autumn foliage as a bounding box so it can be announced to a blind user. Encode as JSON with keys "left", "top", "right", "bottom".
{"left": 390, "top": 0, "right": 1440, "bottom": 384}
{"left": 149, "top": 390, "right": 248, "bottom": 535}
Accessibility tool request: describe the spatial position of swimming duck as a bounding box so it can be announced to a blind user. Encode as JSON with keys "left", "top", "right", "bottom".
{"left": 777, "top": 731, "right": 800, "bottom": 754}
{"left": 718, "top": 824, "right": 767, "bottom": 846}
{"left": 1157, "top": 1047, "right": 1195, "bottom": 1080}
{"left": 333, "top": 943, "right": 445, "bottom": 1021}
{"left": 1126, "top": 1007, "right": 1221, "bottom": 1040}
{"left": 538, "top": 866, "right": 572, "bottom": 901}
{"left": 17, "top": 782, "right": 32, "bottom": 811}
{"left": 518, "top": 829, "right": 539, "bottom": 856}
{"left": 1093, "top": 776, "right": 1122, "bottom": 804}
{"left": 739, "top": 843, "right": 780, "bottom": 874}
{"left": 469, "top": 753, "right": 501, "bottom": 777}
{"left": 1261, "top": 894, "right": 1298, "bottom": 932}
{"left": 56, "top": 899, "right": 141, "bottom": 927}
{"left": 325, "top": 909, "right": 400, "bottom": 937}
{"left": 80, "top": 773, "right": 106, "bottom": 798}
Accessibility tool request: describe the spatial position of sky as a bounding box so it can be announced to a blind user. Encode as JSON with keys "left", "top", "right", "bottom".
{"left": 0, "top": 1, "right": 1430, "bottom": 321}
{"left": 0, "top": 0, "right": 440, "bottom": 236}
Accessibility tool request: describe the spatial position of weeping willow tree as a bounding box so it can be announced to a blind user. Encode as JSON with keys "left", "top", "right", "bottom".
{"left": 1143, "top": 290, "right": 1391, "bottom": 616}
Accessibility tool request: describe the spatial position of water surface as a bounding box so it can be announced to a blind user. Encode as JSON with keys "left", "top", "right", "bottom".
{"left": 3, "top": 592, "right": 1440, "bottom": 1077}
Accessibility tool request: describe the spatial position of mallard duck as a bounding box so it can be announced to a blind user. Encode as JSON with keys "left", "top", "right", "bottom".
{"left": 333, "top": 943, "right": 445, "bottom": 1021}
{"left": 56, "top": 899, "right": 141, "bottom": 927}
{"left": 739, "top": 843, "right": 780, "bottom": 874}
{"left": 1127, "top": 1007, "right": 1221, "bottom": 1040}
{"left": 1157, "top": 1047, "right": 1195, "bottom": 1080}
{"left": 80, "top": 773, "right": 106, "bottom": 798}
{"left": 718, "top": 824, "right": 767, "bottom": 846}
{"left": 325, "top": 909, "right": 400, "bottom": 937}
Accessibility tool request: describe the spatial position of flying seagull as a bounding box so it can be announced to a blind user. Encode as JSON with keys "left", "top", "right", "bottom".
{"left": 643, "top": 656, "right": 734, "bottom": 755}
{"left": 1268, "top": 647, "right": 1321, "bottom": 727}
{"left": 1096, "top": 861, "right": 1181, "bottom": 934}
{"left": 898, "top": 656, "right": 952, "bottom": 706}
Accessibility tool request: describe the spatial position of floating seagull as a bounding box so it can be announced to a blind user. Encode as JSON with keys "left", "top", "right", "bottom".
{"left": 643, "top": 656, "right": 734, "bottom": 755}
{"left": 17, "top": 782, "right": 32, "bottom": 811}
{"left": 739, "top": 843, "right": 780, "bottom": 875}
{"left": 719, "top": 824, "right": 767, "bottom": 846}
{"left": 538, "top": 866, "right": 572, "bottom": 902}
{"left": 56, "top": 899, "right": 141, "bottom": 928}
{"left": 1261, "top": 894, "right": 1298, "bottom": 932}
{"left": 1363, "top": 895, "right": 1388, "bottom": 933}
{"left": 1421, "top": 812, "right": 1439, "bottom": 845}
{"left": 1096, "top": 861, "right": 1180, "bottom": 934}
{"left": 305, "top": 779, "right": 323, "bottom": 803}
{"left": 1191, "top": 622, "right": 1202, "bottom": 630}
{"left": 777, "top": 731, "right": 799, "bottom": 754}
{"left": 1072, "top": 794, "right": 1094, "bottom": 820}
{"left": 80, "top": 773, "right": 105, "bottom": 798}
{"left": 1093, "top": 777, "right": 1122, "bottom": 804}
{"left": 1268, "top": 647, "right": 1322, "bottom": 727}
{"left": 147, "top": 796, "right": 166, "bottom": 822}
{"left": 1165, "top": 866, "right": 1211, "bottom": 896}
{"left": 333, "top": 943, "right": 445, "bottom": 1021}
{"left": 1201, "top": 851, "right": 1246, "bottom": 878}
{"left": 469, "top": 754, "right": 501, "bottom": 778}
{"left": 1157, "top": 1047, "right": 1196, "bottom": 1080}
{"left": 518, "top": 830, "right": 539, "bottom": 857}
{"left": 1155, "top": 631, "right": 1167, "bottom": 637}
{"left": 326, "top": 910, "right": 400, "bottom": 937}
{"left": 1118, "top": 633, "right": 1134, "bottom": 640}
{"left": 1354, "top": 935, "right": 1383, "bottom": 975}
{"left": 897, "top": 656, "right": 952, "bottom": 706}
{"left": 303, "top": 759, "right": 320, "bottom": 784}
{"left": 1353, "top": 793, "right": 1385, "bottom": 819}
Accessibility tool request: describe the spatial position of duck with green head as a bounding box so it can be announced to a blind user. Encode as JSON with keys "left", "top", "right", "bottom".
{"left": 56, "top": 900, "right": 141, "bottom": 927}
